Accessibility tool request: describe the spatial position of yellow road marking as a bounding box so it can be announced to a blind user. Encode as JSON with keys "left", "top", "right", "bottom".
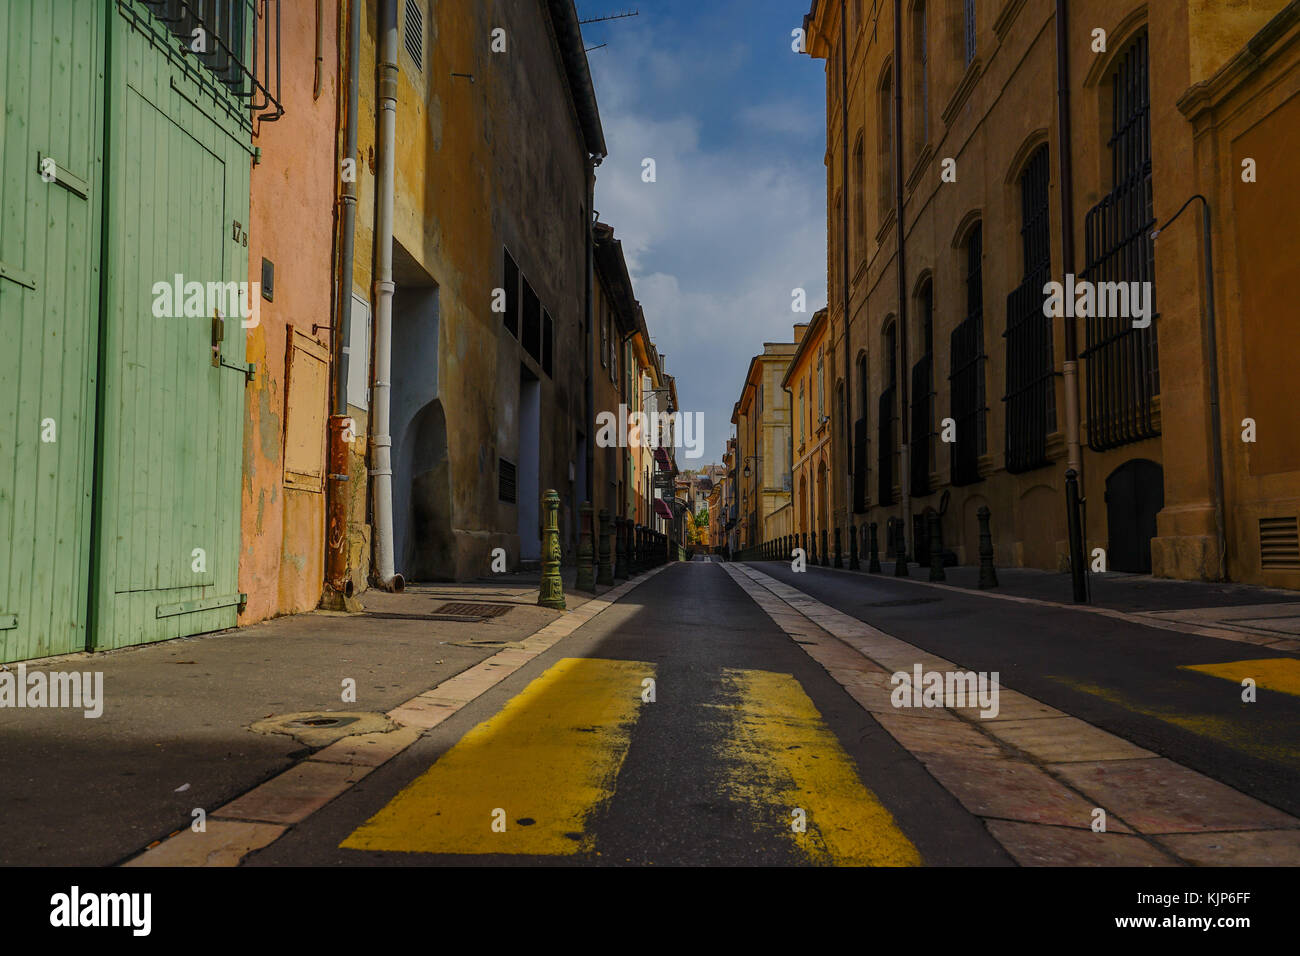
{"left": 713, "top": 667, "right": 922, "bottom": 867}
{"left": 1181, "top": 658, "right": 1300, "bottom": 698}
{"left": 1049, "top": 675, "right": 1300, "bottom": 767}
{"left": 341, "top": 657, "right": 651, "bottom": 855}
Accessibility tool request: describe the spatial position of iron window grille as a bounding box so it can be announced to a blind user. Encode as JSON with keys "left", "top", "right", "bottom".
{"left": 542, "top": 311, "right": 553, "bottom": 377}
{"left": 139, "top": 0, "right": 283, "bottom": 122}
{"left": 1004, "top": 147, "right": 1057, "bottom": 473}
{"left": 1082, "top": 30, "right": 1160, "bottom": 452}
{"left": 950, "top": 226, "right": 986, "bottom": 485}
{"left": 853, "top": 417, "right": 869, "bottom": 513}
{"left": 877, "top": 386, "right": 896, "bottom": 506}
{"left": 503, "top": 249, "right": 519, "bottom": 338}
{"left": 910, "top": 284, "right": 935, "bottom": 498}
{"left": 498, "top": 458, "right": 517, "bottom": 503}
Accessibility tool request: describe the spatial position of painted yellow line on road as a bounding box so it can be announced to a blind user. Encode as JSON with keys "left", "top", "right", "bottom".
{"left": 1182, "top": 658, "right": 1300, "bottom": 697}
{"left": 341, "top": 657, "right": 652, "bottom": 856}
{"left": 714, "top": 667, "right": 922, "bottom": 867}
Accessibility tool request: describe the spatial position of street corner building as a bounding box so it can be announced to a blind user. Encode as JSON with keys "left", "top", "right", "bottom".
{"left": 0, "top": 0, "right": 672, "bottom": 664}
{"left": 796, "top": 0, "right": 1300, "bottom": 588}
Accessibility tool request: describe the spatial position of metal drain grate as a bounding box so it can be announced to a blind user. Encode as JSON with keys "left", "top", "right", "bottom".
{"left": 434, "top": 602, "right": 514, "bottom": 619}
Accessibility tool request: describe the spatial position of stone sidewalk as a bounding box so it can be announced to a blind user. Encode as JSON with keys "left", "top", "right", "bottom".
{"left": 0, "top": 567, "right": 623, "bottom": 866}
{"left": 727, "top": 563, "right": 1300, "bottom": 866}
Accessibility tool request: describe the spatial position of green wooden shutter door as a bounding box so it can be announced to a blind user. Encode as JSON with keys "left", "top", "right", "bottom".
{"left": 89, "top": 2, "right": 250, "bottom": 649}
{"left": 0, "top": 0, "right": 105, "bottom": 662}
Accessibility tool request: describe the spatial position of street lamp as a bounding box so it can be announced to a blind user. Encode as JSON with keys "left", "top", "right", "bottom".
{"left": 742, "top": 455, "right": 761, "bottom": 479}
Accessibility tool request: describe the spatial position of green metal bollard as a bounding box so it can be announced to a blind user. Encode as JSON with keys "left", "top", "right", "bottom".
{"left": 538, "top": 489, "right": 565, "bottom": 609}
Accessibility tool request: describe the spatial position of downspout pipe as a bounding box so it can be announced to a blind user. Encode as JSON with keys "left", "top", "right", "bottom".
{"left": 324, "top": 0, "right": 361, "bottom": 604}
{"left": 894, "top": 0, "right": 912, "bottom": 558}
{"left": 1056, "top": 0, "right": 1083, "bottom": 480}
{"left": 585, "top": 160, "right": 599, "bottom": 505}
{"left": 840, "top": 0, "right": 852, "bottom": 498}
{"left": 370, "top": 0, "right": 403, "bottom": 592}
{"left": 1152, "top": 195, "right": 1227, "bottom": 582}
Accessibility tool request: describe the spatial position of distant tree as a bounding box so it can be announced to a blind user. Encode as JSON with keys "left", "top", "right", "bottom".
{"left": 694, "top": 506, "right": 709, "bottom": 529}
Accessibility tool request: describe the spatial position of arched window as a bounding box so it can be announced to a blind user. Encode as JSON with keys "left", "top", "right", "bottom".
{"left": 950, "top": 223, "right": 986, "bottom": 485}
{"left": 911, "top": 1, "right": 929, "bottom": 151}
{"left": 878, "top": 321, "right": 898, "bottom": 505}
{"left": 1005, "top": 145, "right": 1056, "bottom": 472}
{"left": 854, "top": 353, "right": 869, "bottom": 513}
{"left": 878, "top": 65, "right": 894, "bottom": 219}
{"left": 1082, "top": 29, "right": 1159, "bottom": 451}
{"left": 910, "top": 279, "right": 935, "bottom": 497}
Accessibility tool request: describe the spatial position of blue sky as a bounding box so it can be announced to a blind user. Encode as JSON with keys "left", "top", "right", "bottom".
{"left": 579, "top": 1, "right": 828, "bottom": 465}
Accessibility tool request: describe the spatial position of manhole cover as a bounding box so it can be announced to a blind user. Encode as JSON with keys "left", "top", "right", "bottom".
{"left": 285, "top": 715, "right": 359, "bottom": 729}
{"left": 250, "top": 711, "right": 397, "bottom": 747}
{"left": 434, "top": 602, "right": 514, "bottom": 619}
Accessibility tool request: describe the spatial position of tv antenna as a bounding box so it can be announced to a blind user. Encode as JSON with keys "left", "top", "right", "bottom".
{"left": 579, "top": 11, "right": 640, "bottom": 26}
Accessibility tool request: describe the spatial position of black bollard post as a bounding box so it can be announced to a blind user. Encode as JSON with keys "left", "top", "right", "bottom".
{"left": 977, "top": 505, "right": 999, "bottom": 589}
{"left": 893, "top": 518, "right": 909, "bottom": 577}
{"left": 849, "top": 522, "right": 860, "bottom": 570}
{"left": 928, "top": 511, "right": 945, "bottom": 582}
{"left": 820, "top": 528, "right": 829, "bottom": 567}
{"left": 1065, "top": 469, "right": 1088, "bottom": 603}
{"left": 834, "top": 528, "right": 843, "bottom": 568}
{"left": 868, "top": 521, "right": 882, "bottom": 573}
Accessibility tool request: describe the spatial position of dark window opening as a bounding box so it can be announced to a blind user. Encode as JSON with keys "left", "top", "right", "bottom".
{"left": 522, "top": 278, "right": 541, "bottom": 362}
{"left": 950, "top": 224, "right": 986, "bottom": 485}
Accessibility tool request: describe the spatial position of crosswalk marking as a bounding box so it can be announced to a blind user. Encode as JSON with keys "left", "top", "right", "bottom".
{"left": 342, "top": 657, "right": 651, "bottom": 856}
{"left": 1182, "top": 657, "right": 1300, "bottom": 698}
{"left": 342, "top": 655, "right": 920, "bottom": 863}
{"left": 711, "top": 667, "right": 922, "bottom": 867}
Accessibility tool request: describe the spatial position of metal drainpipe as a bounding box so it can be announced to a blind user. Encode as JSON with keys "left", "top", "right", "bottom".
{"left": 585, "top": 161, "right": 599, "bottom": 506}
{"left": 324, "top": 0, "right": 361, "bottom": 602}
{"left": 840, "top": 0, "right": 852, "bottom": 504}
{"left": 370, "top": 0, "right": 403, "bottom": 591}
{"left": 1056, "top": 0, "right": 1083, "bottom": 480}
{"left": 893, "top": 0, "right": 911, "bottom": 558}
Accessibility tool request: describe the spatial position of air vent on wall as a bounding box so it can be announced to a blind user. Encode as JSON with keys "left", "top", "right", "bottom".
{"left": 498, "top": 458, "right": 517, "bottom": 504}
{"left": 404, "top": 0, "right": 424, "bottom": 71}
{"left": 1259, "top": 516, "right": 1300, "bottom": 570}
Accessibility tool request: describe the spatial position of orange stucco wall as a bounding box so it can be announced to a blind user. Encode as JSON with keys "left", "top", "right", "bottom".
{"left": 238, "top": 1, "right": 339, "bottom": 624}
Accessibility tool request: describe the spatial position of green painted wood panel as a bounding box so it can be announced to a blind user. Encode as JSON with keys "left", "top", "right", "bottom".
{"left": 89, "top": 1, "right": 251, "bottom": 650}
{"left": 0, "top": 0, "right": 105, "bottom": 662}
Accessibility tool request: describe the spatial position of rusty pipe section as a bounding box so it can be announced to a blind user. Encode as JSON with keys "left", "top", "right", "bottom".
{"left": 325, "top": 0, "right": 361, "bottom": 603}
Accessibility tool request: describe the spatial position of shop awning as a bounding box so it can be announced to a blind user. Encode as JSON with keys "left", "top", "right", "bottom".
{"left": 654, "top": 499, "right": 673, "bottom": 520}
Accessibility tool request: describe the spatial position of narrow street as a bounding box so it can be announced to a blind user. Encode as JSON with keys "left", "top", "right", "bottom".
{"left": 154, "top": 559, "right": 1296, "bottom": 868}
{"left": 242, "top": 560, "right": 1006, "bottom": 866}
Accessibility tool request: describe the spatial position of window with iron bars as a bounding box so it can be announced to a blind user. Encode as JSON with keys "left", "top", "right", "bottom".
{"left": 910, "top": 282, "right": 935, "bottom": 498}
{"left": 853, "top": 354, "right": 869, "bottom": 513}
{"left": 1004, "top": 146, "right": 1057, "bottom": 472}
{"left": 877, "top": 323, "right": 898, "bottom": 506}
{"left": 1082, "top": 30, "right": 1160, "bottom": 452}
{"left": 964, "top": 0, "right": 977, "bottom": 66}
{"left": 950, "top": 225, "right": 986, "bottom": 485}
{"left": 139, "top": 0, "right": 283, "bottom": 122}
